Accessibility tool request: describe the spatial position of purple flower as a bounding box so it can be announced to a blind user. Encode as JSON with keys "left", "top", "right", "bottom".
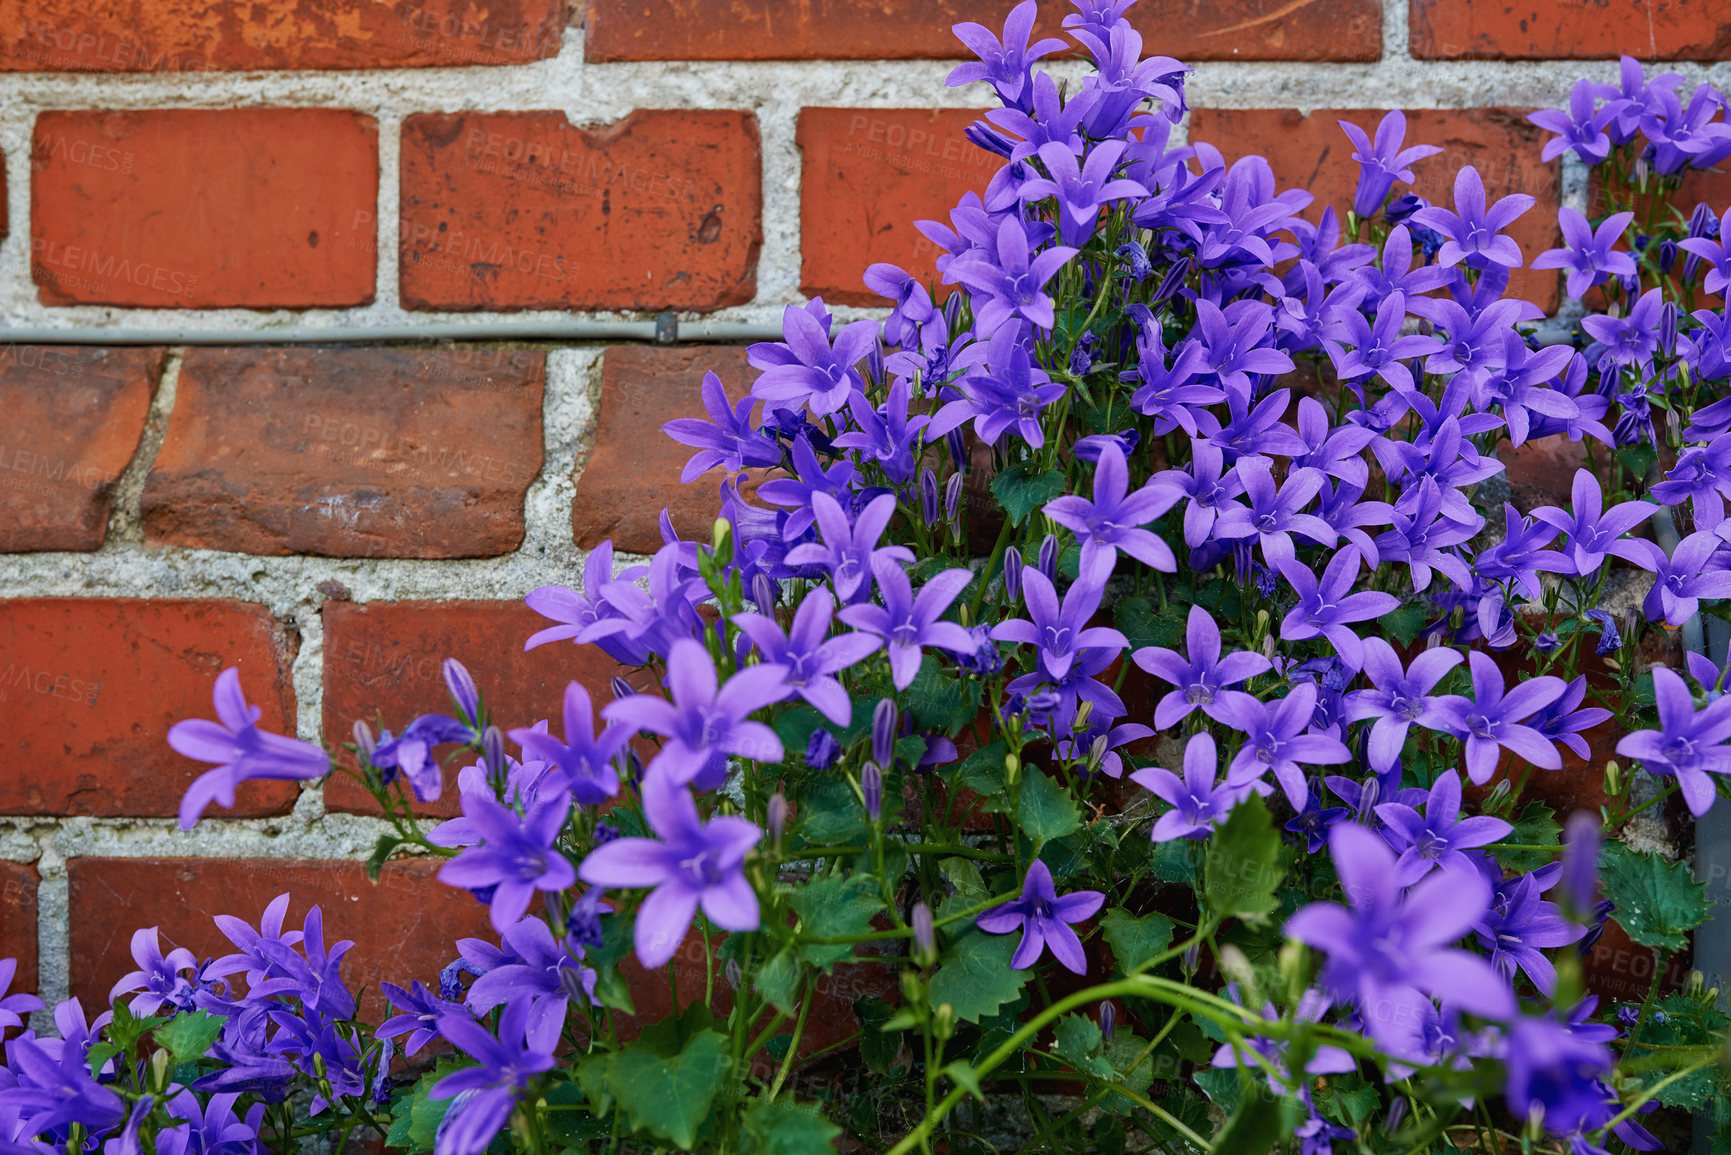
{"left": 1277, "top": 548, "right": 1399, "bottom": 670}
{"left": 465, "top": 917, "right": 595, "bottom": 1040}
{"left": 950, "top": 216, "right": 1077, "bottom": 333}
{"left": 1530, "top": 468, "right": 1657, "bottom": 576}
{"left": 1615, "top": 665, "right": 1731, "bottom": 815}
{"left": 1500, "top": 1012, "right": 1613, "bottom": 1134}
{"left": 750, "top": 301, "right": 880, "bottom": 417}
{"left": 109, "top": 927, "right": 198, "bottom": 1017}
{"left": 946, "top": 0, "right": 1067, "bottom": 105}
{"left": 1475, "top": 866, "right": 1586, "bottom": 995}
{"left": 990, "top": 568, "right": 1127, "bottom": 683}
{"left": 1631, "top": 531, "right": 1731, "bottom": 626}
{"left": 1375, "top": 770, "right": 1511, "bottom": 886}
{"left": 169, "top": 668, "right": 330, "bottom": 830}
{"left": 1188, "top": 299, "right": 1296, "bottom": 394}
{"left": 785, "top": 492, "right": 915, "bottom": 604}
{"left": 837, "top": 560, "right": 975, "bottom": 690}
{"left": 1128, "top": 604, "right": 1265, "bottom": 732}
{"left": 975, "top": 859, "right": 1104, "bottom": 974}
{"left": 1530, "top": 675, "right": 1612, "bottom": 762}
{"left": 578, "top": 773, "right": 761, "bottom": 969}
{"left": 1042, "top": 443, "right": 1182, "bottom": 584}
{"left": 524, "top": 542, "right": 646, "bottom": 663}
{"left": 734, "top": 588, "right": 882, "bottom": 726}
{"left": 1132, "top": 733, "right": 1265, "bottom": 842}
{"left": 379, "top": 980, "right": 466, "bottom": 1056}
{"left": 1212, "top": 460, "right": 1334, "bottom": 565}
{"left": 1431, "top": 650, "right": 1566, "bottom": 785}
{"left": 1528, "top": 79, "right": 1621, "bottom": 163}
{"left": 1581, "top": 287, "right": 1665, "bottom": 371}
{"left": 1220, "top": 684, "right": 1352, "bottom": 809}
{"left": 430, "top": 999, "right": 559, "bottom": 1155}
{"left": 661, "top": 370, "right": 782, "bottom": 480}
{"left": 1338, "top": 110, "right": 1442, "bottom": 218}
{"left": 1410, "top": 165, "right": 1533, "bottom": 270}
{"left": 1286, "top": 824, "right": 1514, "bottom": 1057}
{"left": 1679, "top": 217, "right": 1731, "bottom": 295}
{"left": 0, "top": 1028, "right": 126, "bottom": 1137}
{"left": 602, "top": 637, "right": 787, "bottom": 790}
{"left": 511, "top": 682, "right": 628, "bottom": 807}
{"left": 928, "top": 326, "right": 1066, "bottom": 449}
{"left": 437, "top": 793, "right": 576, "bottom": 932}
{"left": 1018, "top": 140, "right": 1148, "bottom": 246}
{"left": 1343, "top": 638, "right": 1464, "bottom": 772}
{"left": 832, "top": 377, "right": 929, "bottom": 484}
{"left": 1531, "top": 208, "right": 1636, "bottom": 299}
{"left": 1156, "top": 439, "right": 1244, "bottom": 548}
{"left": 0, "top": 958, "right": 42, "bottom": 1031}
{"left": 1322, "top": 290, "right": 1441, "bottom": 394}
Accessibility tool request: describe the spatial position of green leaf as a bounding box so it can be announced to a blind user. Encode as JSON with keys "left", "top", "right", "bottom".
{"left": 990, "top": 461, "right": 1067, "bottom": 527}
{"left": 1053, "top": 1013, "right": 1114, "bottom": 1079}
{"left": 855, "top": 996, "right": 903, "bottom": 1075}
{"left": 543, "top": 1078, "right": 612, "bottom": 1145}
{"left": 791, "top": 874, "right": 884, "bottom": 970}
{"left": 929, "top": 930, "right": 1031, "bottom": 1023}
{"left": 797, "top": 776, "right": 869, "bottom": 846}
{"left": 1204, "top": 794, "right": 1286, "bottom": 923}
{"left": 756, "top": 949, "right": 802, "bottom": 1017}
{"left": 389, "top": 1060, "right": 471, "bottom": 1153}
{"left": 1017, "top": 769, "right": 1080, "bottom": 849}
{"left": 1378, "top": 603, "right": 1429, "bottom": 647}
{"left": 106, "top": 1001, "right": 170, "bottom": 1054}
{"left": 366, "top": 834, "right": 405, "bottom": 882}
{"left": 741, "top": 1100, "right": 842, "bottom": 1155}
{"left": 1498, "top": 802, "right": 1561, "bottom": 874}
{"left": 942, "top": 1061, "right": 987, "bottom": 1101}
{"left": 1114, "top": 595, "right": 1184, "bottom": 650}
{"left": 608, "top": 1029, "right": 728, "bottom": 1150}
{"left": 903, "top": 656, "right": 975, "bottom": 734}
{"left": 1601, "top": 842, "right": 1712, "bottom": 951}
{"left": 1148, "top": 838, "right": 1196, "bottom": 886}
{"left": 155, "top": 1011, "right": 225, "bottom": 1064}
{"left": 1214, "top": 1085, "right": 1285, "bottom": 1155}
{"left": 1099, "top": 909, "right": 1175, "bottom": 973}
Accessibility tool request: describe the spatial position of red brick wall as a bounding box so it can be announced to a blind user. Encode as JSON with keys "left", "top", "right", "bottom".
{"left": 0, "top": 0, "right": 1719, "bottom": 1013}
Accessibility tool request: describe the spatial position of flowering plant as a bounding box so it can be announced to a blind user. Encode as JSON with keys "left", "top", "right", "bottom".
{"left": 6, "top": 3, "right": 1731, "bottom": 1152}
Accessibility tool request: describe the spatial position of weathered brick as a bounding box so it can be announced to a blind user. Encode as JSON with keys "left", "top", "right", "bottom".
{"left": 67, "top": 858, "right": 493, "bottom": 1022}
{"left": 322, "top": 600, "right": 641, "bottom": 816}
{"left": 573, "top": 344, "right": 770, "bottom": 553}
{"left": 399, "top": 111, "right": 761, "bottom": 312}
{"left": 31, "top": 110, "right": 377, "bottom": 308}
{"left": 0, "top": 863, "right": 38, "bottom": 998}
{"left": 1188, "top": 107, "right": 1564, "bottom": 312}
{"left": 799, "top": 108, "right": 995, "bottom": 305}
{"left": 0, "top": 599, "right": 298, "bottom": 818}
{"left": 585, "top": 0, "right": 1380, "bottom": 62}
{"left": 141, "top": 347, "right": 544, "bottom": 558}
{"left": 0, "top": 346, "right": 164, "bottom": 552}
{"left": 1410, "top": 0, "right": 1731, "bottom": 61}
{"left": 0, "top": 0, "right": 566, "bottom": 70}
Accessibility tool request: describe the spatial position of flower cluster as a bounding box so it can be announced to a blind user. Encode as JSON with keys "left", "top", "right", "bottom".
{"left": 19, "top": 5, "right": 1729, "bottom": 1154}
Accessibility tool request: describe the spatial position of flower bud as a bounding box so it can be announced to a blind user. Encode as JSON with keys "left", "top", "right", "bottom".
{"left": 946, "top": 427, "right": 968, "bottom": 473}
{"left": 726, "top": 959, "right": 743, "bottom": 991}
{"left": 1004, "top": 751, "right": 1021, "bottom": 786}
{"left": 912, "top": 902, "right": 936, "bottom": 967}
{"left": 1660, "top": 302, "right": 1680, "bottom": 354}
{"left": 483, "top": 725, "right": 508, "bottom": 781}
{"left": 919, "top": 468, "right": 940, "bottom": 524}
{"left": 1182, "top": 943, "right": 1200, "bottom": 974}
{"left": 1003, "top": 547, "right": 1024, "bottom": 604}
{"left": 752, "top": 573, "right": 778, "bottom": 613}
{"left": 610, "top": 675, "right": 635, "bottom": 700}
{"left": 1038, "top": 533, "right": 1059, "bottom": 581}
{"left": 862, "top": 762, "right": 883, "bottom": 822}
{"left": 442, "top": 658, "right": 480, "bottom": 723}
{"left": 1384, "top": 1097, "right": 1408, "bottom": 1136}
{"left": 1151, "top": 254, "right": 1191, "bottom": 305}
{"left": 1658, "top": 238, "right": 1679, "bottom": 275}
{"left": 806, "top": 727, "right": 841, "bottom": 770}
{"left": 1606, "top": 759, "right": 1622, "bottom": 796}
{"left": 1561, "top": 812, "right": 1601, "bottom": 920}
{"left": 711, "top": 516, "right": 733, "bottom": 560}
{"left": 872, "top": 699, "right": 898, "bottom": 768}
{"left": 933, "top": 1002, "right": 956, "bottom": 1041}
{"left": 352, "top": 720, "right": 376, "bottom": 761}
{"left": 1099, "top": 1001, "right": 1116, "bottom": 1041}
{"left": 944, "top": 472, "right": 964, "bottom": 528}
{"left": 1073, "top": 699, "right": 1094, "bottom": 733}
{"left": 768, "top": 792, "right": 788, "bottom": 848}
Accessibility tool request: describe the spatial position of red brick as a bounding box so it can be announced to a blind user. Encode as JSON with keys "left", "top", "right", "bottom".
{"left": 399, "top": 111, "right": 761, "bottom": 312}
{"left": 1411, "top": 0, "right": 1731, "bottom": 61}
{"left": 1189, "top": 108, "right": 1564, "bottom": 312}
{"left": 0, "top": 599, "right": 298, "bottom": 818}
{"left": 31, "top": 110, "right": 377, "bottom": 308}
{"left": 67, "top": 858, "right": 493, "bottom": 1022}
{"left": 1500, "top": 434, "right": 1588, "bottom": 512}
{"left": 0, "top": 863, "right": 38, "bottom": 998}
{"left": 0, "top": 346, "right": 164, "bottom": 552}
{"left": 322, "top": 600, "right": 643, "bottom": 816}
{"left": 0, "top": 0, "right": 566, "bottom": 70}
{"left": 573, "top": 344, "right": 773, "bottom": 553}
{"left": 585, "top": 0, "right": 1380, "bottom": 62}
{"left": 140, "top": 347, "right": 544, "bottom": 558}
{"left": 798, "top": 108, "right": 995, "bottom": 305}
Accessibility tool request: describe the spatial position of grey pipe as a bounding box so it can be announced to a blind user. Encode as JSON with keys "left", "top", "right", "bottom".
{"left": 0, "top": 314, "right": 784, "bottom": 346}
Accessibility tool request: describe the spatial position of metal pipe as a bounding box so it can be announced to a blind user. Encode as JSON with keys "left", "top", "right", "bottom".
{"left": 0, "top": 313, "right": 784, "bottom": 346}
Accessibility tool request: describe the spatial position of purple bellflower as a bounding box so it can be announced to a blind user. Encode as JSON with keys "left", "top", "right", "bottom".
{"left": 975, "top": 858, "right": 1104, "bottom": 974}
{"left": 1630, "top": 531, "right": 1731, "bottom": 626}
{"left": 733, "top": 587, "right": 882, "bottom": 726}
{"left": 1132, "top": 603, "right": 1271, "bottom": 729}
{"left": 1531, "top": 208, "right": 1637, "bottom": 299}
{"left": 1528, "top": 78, "right": 1621, "bottom": 162}
{"left": 0, "top": 958, "right": 42, "bottom": 1031}
{"left": 1286, "top": 824, "right": 1515, "bottom": 1057}
{"left": 169, "top": 668, "right": 331, "bottom": 831}
{"left": 464, "top": 917, "right": 595, "bottom": 1040}
{"left": 1220, "top": 684, "right": 1352, "bottom": 809}
{"left": 661, "top": 371, "right": 782, "bottom": 480}
{"left": 602, "top": 637, "right": 788, "bottom": 790}
{"left": 109, "top": 927, "right": 197, "bottom": 1017}
{"left": 1042, "top": 443, "right": 1182, "bottom": 584}
{"left": 1531, "top": 468, "right": 1657, "bottom": 576}
{"left": 511, "top": 682, "right": 628, "bottom": 807}
{"left": 1475, "top": 864, "right": 1587, "bottom": 995}
{"left": 785, "top": 492, "right": 915, "bottom": 604}
{"left": 946, "top": 0, "right": 1067, "bottom": 106}
{"left": 1338, "top": 110, "right": 1443, "bottom": 218}
{"left": 1409, "top": 165, "right": 1534, "bottom": 270}
{"left": 1375, "top": 769, "right": 1513, "bottom": 886}
{"left": 1277, "top": 547, "right": 1400, "bottom": 671}
{"left": 1019, "top": 140, "right": 1149, "bottom": 246}
{"left": 1132, "top": 732, "right": 1265, "bottom": 842}
{"left": 950, "top": 216, "right": 1078, "bottom": 333}
{"left": 437, "top": 793, "right": 576, "bottom": 933}
{"left": 430, "top": 999, "right": 559, "bottom": 1155}
{"left": 577, "top": 773, "right": 761, "bottom": 969}
{"left": 836, "top": 559, "right": 975, "bottom": 690}
{"left": 990, "top": 568, "right": 1127, "bottom": 682}
{"left": 1212, "top": 460, "right": 1334, "bottom": 565}
{"left": 379, "top": 980, "right": 466, "bottom": 1056}
{"left": 749, "top": 301, "right": 880, "bottom": 417}
{"left": 1430, "top": 650, "right": 1567, "bottom": 785}
{"left": 1343, "top": 638, "right": 1464, "bottom": 772}
{"left": 1615, "top": 665, "right": 1731, "bottom": 815}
